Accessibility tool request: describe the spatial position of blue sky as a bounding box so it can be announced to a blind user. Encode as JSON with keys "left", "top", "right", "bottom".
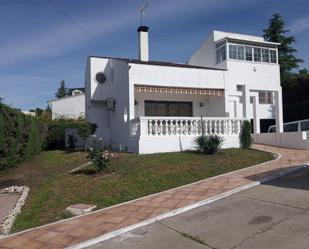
{"left": 0, "top": 0, "right": 308, "bottom": 111}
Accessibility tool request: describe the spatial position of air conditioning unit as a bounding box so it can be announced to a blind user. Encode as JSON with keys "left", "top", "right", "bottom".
{"left": 106, "top": 97, "right": 115, "bottom": 111}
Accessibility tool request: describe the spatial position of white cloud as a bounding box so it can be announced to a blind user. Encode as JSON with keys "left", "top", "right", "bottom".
{"left": 289, "top": 16, "right": 309, "bottom": 34}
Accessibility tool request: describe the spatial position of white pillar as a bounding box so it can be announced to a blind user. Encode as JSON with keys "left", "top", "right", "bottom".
{"left": 252, "top": 95, "right": 260, "bottom": 134}
{"left": 242, "top": 85, "right": 250, "bottom": 119}
{"left": 275, "top": 88, "right": 283, "bottom": 133}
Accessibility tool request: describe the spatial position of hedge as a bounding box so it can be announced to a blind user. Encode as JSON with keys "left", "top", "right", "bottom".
{"left": 0, "top": 103, "right": 47, "bottom": 170}
{"left": 44, "top": 119, "right": 96, "bottom": 150}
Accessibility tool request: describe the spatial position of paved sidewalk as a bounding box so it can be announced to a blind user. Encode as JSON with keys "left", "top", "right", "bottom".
{"left": 89, "top": 168, "right": 309, "bottom": 249}
{"left": 0, "top": 145, "right": 309, "bottom": 249}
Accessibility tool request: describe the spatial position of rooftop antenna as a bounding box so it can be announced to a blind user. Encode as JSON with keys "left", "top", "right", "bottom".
{"left": 138, "top": 3, "right": 148, "bottom": 26}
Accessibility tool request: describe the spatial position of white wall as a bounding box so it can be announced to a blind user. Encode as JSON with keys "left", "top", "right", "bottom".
{"left": 134, "top": 135, "right": 240, "bottom": 154}
{"left": 49, "top": 94, "right": 85, "bottom": 120}
{"left": 187, "top": 30, "right": 281, "bottom": 121}
{"left": 224, "top": 61, "right": 281, "bottom": 92}
{"left": 187, "top": 32, "right": 226, "bottom": 69}
{"left": 128, "top": 63, "right": 226, "bottom": 89}
{"left": 86, "top": 57, "right": 131, "bottom": 150}
{"left": 253, "top": 132, "right": 309, "bottom": 150}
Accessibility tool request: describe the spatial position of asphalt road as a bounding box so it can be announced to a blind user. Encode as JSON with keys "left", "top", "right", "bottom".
{"left": 88, "top": 167, "right": 309, "bottom": 249}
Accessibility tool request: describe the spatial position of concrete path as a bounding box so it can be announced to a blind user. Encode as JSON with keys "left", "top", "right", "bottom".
{"left": 89, "top": 168, "right": 309, "bottom": 249}
{"left": 0, "top": 145, "right": 309, "bottom": 249}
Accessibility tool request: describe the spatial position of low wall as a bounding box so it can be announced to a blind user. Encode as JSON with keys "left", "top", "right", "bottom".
{"left": 129, "top": 135, "right": 240, "bottom": 154}
{"left": 253, "top": 132, "right": 309, "bottom": 150}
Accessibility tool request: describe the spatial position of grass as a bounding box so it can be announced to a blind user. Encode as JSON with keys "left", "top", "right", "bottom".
{"left": 0, "top": 148, "right": 274, "bottom": 233}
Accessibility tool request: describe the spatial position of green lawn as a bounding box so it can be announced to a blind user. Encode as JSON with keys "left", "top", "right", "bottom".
{"left": 0, "top": 148, "right": 273, "bottom": 233}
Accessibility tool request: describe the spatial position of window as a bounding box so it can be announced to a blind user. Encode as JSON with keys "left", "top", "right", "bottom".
{"left": 245, "top": 46, "right": 253, "bottom": 61}
{"left": 229, "top": 44, "right": 237, "bottom": 59}
{"left": 227, "top": 42, "right": 277, "bottom": 64}
{"left": 237, "top": 45, "right": 245, "bottom": 60}
{"left": 145, "top": 101, "right": 193, "bottom": 117}
{"left": 284, "top": 123, "right": 298, "bottom": 132}
{"left": 258, "top": 91, "right": 273, "bottom": 104}
{"left": 250, "top": 96, "right": 254, "bottom": 104}
{"left": 270, "top": 50, "right": 277, "bottom": 63}
{"left": 216, "top": 45, "right": 226, "bottom": 64}
{"left": 216, "top": 50, "right": 220, "bottom": 64}
{"left": 301, "top": 121, "right": 309, "bottom": 131}
{"left": 221, "top": 46, "right": 226, "bottom": 61}
{"left": 254, "top": 48, "right": 261, "bottom": 62}
{"left": 236, "top": 85, "right": 243, "bottom": 91}
{"left": 262, "top": 48, "right": 270, "bottom": 62}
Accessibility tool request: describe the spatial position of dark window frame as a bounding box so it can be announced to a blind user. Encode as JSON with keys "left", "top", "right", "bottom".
{"left": 144, "top": 100, "right": 193, "bottom": 117}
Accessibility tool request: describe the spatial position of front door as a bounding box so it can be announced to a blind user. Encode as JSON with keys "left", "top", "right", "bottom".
{"left": 145, "top": 100, "right": 193, "bottom": 116}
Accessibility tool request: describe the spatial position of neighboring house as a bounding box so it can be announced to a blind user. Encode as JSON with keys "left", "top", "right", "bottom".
{"left": 85, "top": 26, "right": 283, "bottom": 154}
{"left": 22, "top": 111, "right": 36, "bottom": 116}
{"left": 48, "top": 88, "right": 85, "bottom": 120}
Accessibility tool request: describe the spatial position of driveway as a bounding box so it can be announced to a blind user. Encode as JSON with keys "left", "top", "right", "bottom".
{"left": 88, "top": 167, "right": 309, "bottom": 249}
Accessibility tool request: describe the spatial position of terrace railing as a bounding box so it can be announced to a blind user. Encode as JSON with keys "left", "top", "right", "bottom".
{"left": 130, "top": 117, "right": 244, "bottom": 137}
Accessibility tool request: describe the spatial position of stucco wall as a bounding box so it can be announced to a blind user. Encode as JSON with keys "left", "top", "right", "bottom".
{"left": 224, "top": 61, "right": 281, "bottom": 92}
{"left": 128, "top": 63, "right": 226, "bottom": 90}
{"left": 50, "top": 94, "right": 85, "bottom": 120}
{"left": 134, "top": 134, "right": 241, "bottom": 154}
{"left": 253, "top": 132, "right": 309, "bottom": 150}
{"left": 86, "top": 57, "right": 131, "bottom": 150}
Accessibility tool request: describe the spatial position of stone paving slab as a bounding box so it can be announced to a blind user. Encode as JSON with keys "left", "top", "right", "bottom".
{"left": 0, "top": 144, "right": 309, "bottom": 249}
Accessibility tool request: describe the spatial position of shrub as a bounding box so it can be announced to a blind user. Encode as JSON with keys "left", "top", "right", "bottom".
{"left": 194, "top": 134, "right": 224, "bottom": 155}
{"left": 0, "top": 103, "right": 47, "bottom": 170}
{"left": 87, "top": 137, "right": 110, "bottom": 173}
{"left": 78, "top": 122, "right": 97, "bottom": 151}
{"left": 240, "top": 120, "right": 252, "bottom": 149}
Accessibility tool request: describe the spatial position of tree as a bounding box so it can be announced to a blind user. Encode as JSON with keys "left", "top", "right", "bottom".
{"left": 45, "top": 105, "right": 51, "bottom": 113}
{"left": 78, "top": 123, "right": 94, "bottom": 151}
{"left": 35, "top": 108, "right": 43, "bottom": 117}
{"left": 239, "top": 120, "right": 252, "bottom": 149}
{"left": 298, "top": 68, "right": 308, "bottom": 76}
{"left": 55, "top": 80, "right": 68, "bottom": 98}
{"left": 263, "top": 13, "right": 303, "bottom": 83}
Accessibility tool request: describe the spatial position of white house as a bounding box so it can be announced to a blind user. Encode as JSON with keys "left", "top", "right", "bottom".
{"left": 48, "top": 88, "right": 85, "bottom": 120}
{"left": 85, "top": 26, "right": 283, "bottom": 154}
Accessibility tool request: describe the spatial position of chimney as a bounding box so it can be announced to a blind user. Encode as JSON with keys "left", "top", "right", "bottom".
{"left": 137, "top": 26, "right": 149, "bottom": 61}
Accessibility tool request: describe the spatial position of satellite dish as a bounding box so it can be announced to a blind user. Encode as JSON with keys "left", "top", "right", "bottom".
{"left": 96, "top": 72, "right": 106, "bottom": 84}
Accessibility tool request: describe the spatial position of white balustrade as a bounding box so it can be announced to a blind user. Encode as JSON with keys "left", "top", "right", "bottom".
{"left": 130, "top": 117, "right": 245, "bottom": 137}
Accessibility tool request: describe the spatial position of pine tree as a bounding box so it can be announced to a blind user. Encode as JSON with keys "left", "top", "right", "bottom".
{"left": 263, "top": 13, "right": 303, "bottom": 82}
{"left": 45, "top": 104, "right": 52, "bottom": 113}
{"left": 55, "top": 80, "right": 68, "bottom": 98}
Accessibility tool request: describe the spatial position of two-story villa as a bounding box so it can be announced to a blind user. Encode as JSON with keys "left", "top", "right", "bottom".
{"left": 85, "top": 27, "right": 283, "bottom": 154}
